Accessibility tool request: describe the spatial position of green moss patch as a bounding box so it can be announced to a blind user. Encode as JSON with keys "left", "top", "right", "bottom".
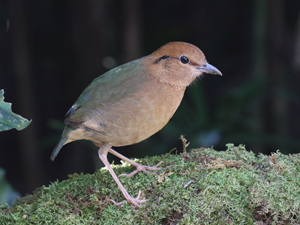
{"left": 1, "top": 143, "right": 300, "bottom": 224}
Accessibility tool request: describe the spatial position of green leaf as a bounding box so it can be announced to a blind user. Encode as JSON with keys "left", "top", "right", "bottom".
{"left": 0, "top": 89, "right": 31, "bottom": 131}
{"left": 0, "top": 168, "right": 19, "bottom": 206}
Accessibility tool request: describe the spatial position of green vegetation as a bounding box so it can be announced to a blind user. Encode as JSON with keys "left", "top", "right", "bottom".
{"left": 0, "top": 89, "right": 29, "bottom": 205}
{"left": 0, "top": 89, "right": 31, "bottom": 132}
{"left": 1, "top": 143, "right": 299, "bottom": 224}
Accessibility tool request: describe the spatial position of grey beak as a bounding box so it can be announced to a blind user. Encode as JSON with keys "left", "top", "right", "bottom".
{"left": 196, "top": 63, "right": 222, "bottom": 76}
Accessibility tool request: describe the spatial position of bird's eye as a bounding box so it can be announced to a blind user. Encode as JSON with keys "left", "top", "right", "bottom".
{"left": 180, "top": 55, "right": 190, "bottom": 64}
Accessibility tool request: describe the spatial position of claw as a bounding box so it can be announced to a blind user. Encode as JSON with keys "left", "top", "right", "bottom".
{"left": 109, "top": 190, "right": 148, "bottom": 207}
{"left": 119, "top": 161, "right": 163, "bottom": 177}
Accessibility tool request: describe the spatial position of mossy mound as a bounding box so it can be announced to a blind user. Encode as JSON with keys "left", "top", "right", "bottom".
{"left": 1, "top": 144, "right": 299, "bottom": 224}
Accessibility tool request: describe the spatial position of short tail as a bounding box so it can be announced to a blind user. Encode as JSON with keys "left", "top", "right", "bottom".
{"left": 50, "top": 137, "right": 68, "bottom": 161}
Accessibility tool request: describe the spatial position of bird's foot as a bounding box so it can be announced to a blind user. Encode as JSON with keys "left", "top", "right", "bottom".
{"left": 119, "top": 161, "right": 163, "bottom": 177}
{"left": 109, "top": 190, "right": 148, "bottom": 208}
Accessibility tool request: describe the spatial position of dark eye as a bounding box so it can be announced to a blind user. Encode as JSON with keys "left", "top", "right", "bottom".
{"left": 180, "top": 55, "right": 190, "bottom": 64}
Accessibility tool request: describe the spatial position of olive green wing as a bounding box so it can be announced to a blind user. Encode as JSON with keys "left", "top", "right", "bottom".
{"left": 64, "top": 59, "right": 149, "bottom": 127}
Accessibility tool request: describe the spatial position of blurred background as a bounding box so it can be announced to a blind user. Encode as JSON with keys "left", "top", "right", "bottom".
{"left": 1, "top": 0, "right": 300, "bottom": 205}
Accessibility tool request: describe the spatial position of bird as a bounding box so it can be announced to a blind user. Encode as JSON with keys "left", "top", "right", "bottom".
{"left": 51, "top": 41, "right": 222, "bottom": 207}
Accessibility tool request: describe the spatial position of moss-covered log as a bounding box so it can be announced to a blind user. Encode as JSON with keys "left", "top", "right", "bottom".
{"left": 1, "top": 144, "right": 299, "bottom": 224}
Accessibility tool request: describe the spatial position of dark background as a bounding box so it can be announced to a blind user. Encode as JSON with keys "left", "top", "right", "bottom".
{"left": 1, "top": 0, "right": 300, "bottom": 199}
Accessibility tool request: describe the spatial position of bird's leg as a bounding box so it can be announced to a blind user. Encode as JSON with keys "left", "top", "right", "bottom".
{"left": 98, "top": 143, "right": 148, "bottom": 207}
{"left": 109, "top": 148, "right": 163, "bottom": 178}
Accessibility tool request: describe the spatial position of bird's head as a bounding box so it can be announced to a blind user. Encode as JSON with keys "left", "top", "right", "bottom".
{"left": 145, "top": 42, "right": 222, "bottom": 87}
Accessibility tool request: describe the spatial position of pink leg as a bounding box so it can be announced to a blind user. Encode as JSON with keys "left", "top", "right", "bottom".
{"left": 98, "top": 144, "right": 147, "bottom": 207}
{"left": 109, "top": 148, "right": 163, "bottom": 177}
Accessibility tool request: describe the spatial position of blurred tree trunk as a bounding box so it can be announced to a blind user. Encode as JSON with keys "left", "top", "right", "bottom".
{"left": 266, "top": 0, "right": 288, "bottom": 150}
{"left": 251, "top": 0, "right": 289, "bottom": 153}
{"left": 293, "top": 9, "right": 300, "bottom": 72}
{"left": 68, "top": 0, "right": 116, "bottom": 84}
{"left": 122, "top": 0, "right": 142, "bottom": 62}
{"left": 8, "top": 0, "right": 42, "bottom": 192}
{"left": 291, "top": 8, "right": 300, "bottom": 147}
{"left": 251, "top": 0, "right": 268, "bottom": 153}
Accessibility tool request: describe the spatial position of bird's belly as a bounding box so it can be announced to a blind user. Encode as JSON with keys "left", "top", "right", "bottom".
{"left": 83, "top": 87, "right": 184, "bottom": 147}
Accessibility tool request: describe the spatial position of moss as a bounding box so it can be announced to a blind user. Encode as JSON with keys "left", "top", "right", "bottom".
{"left": 1, "top": 143, "right": 300, "bottom": 224}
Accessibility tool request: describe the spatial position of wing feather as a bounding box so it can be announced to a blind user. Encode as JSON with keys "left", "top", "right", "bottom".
{"left": 64, "top": 59, "right": 149, "bottom": 126}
